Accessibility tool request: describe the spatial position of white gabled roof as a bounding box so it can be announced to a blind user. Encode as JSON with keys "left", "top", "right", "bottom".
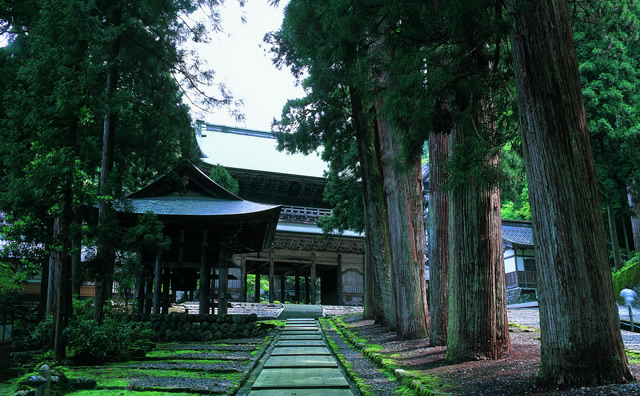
{"left": 196, "top": 122, "right": 328, "bottom": 178}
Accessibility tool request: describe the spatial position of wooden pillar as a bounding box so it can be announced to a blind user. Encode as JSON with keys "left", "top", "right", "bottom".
{"left": 255, "top": 273, "right": 261, "bottom": 302}
{"left": 144, "top": 276, "right": 153, "bottom": 314}
{"left": 305, "top": 275, "right": 310, "bottom": 304}
{"left": 240, "top": 255, "right": 247, "bottom": 302}
{"left": 310, "top": 253, "right": 316, "bottom": 304}
{"left": 295, "top": 272, "right": 300, "bottom": 304}
{"left": 268, "top": 251, "right": 275, "bottom": 303}
{"left": 218, "top": 244, "right": 229, "bottom": 316}
{"left": 280, "top": 274, "right": 286, "bottom": 303}
{"left": 161, "top": 268, "right": 170, "bottom": 314}
{"left": 337, "top": 254, "right": 344, "bottom": 305}
{"left": 199, "top": 230, "right": 210, "bottom": 315}
{"left": 152, "top": 252, "right": 162, "bottom": 314}
{"left": 136, "top": 272, "right": 145, "bottom": 314}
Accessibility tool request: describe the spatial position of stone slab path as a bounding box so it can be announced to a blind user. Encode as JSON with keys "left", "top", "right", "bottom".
{"left": 248, "top": 318, "right": 356, "bottom": 395}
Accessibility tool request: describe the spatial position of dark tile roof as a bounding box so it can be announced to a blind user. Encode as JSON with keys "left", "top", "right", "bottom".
{"left": 121, "top": 196, "right": 279, "bottom": 217}
{"left": 502, "top": 220, "right": 534, "bottom": 247}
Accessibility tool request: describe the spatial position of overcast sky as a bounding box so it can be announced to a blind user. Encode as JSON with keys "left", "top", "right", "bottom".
{"left": 187, "top": 0, "right": 305, "bottom": 132}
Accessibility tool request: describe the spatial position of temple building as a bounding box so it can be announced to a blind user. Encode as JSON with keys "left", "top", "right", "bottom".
{"left": 193, "top": 122, "right": 365, "bottom": 306}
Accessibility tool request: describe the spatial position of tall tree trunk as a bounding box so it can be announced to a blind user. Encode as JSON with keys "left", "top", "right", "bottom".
{"left": 38, "top": 255, "right": 49, "bottom": 321}
{"left": 607, "top": 203, "right": 623, "bottom": 270}
{"left": 629, "top": 186, "right": 640, "bottom": 251}
{"left": 95, "top": 2, "right": 122, "bottom": 324}
{"left": 376, "top": 100, "right": 429, "bottom": 340}
{"left": 510, "top": 0, "right": 633, "bottom": 386}
{"left": 351, "top": 88, "right": 396, "bottom": 328}
{"left": 446, "top": 125, "right": 511, "bottom": 361}
{"left": 53, "top": 183, "right": 73, "bottom": 362}
{"left": 428, "top": 109, "right": 450, "bottom": 346}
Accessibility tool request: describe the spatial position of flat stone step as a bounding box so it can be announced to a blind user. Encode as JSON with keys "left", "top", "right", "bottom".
{"left": 250, "top": 389, "right": 354, "bottom": 395}
{"left": 264, "top": 355, "right": 338, "bottom": 368}
{"left": 283, "top": 326, "right": 320, "bottom": 331}
{"left": 276, "top": 340, "right": 326, "bottom": 347}
{"left": 271, "top": 347, "right": 331, "bottom": 356}
{"left": 282, "top": 330, "right": 321, "bottom": 335}
{"left": 252, "top": 367, "right": 350, "bottom": 389}
{"left": 279, "top": 334, "right": 323, "bottom": 340}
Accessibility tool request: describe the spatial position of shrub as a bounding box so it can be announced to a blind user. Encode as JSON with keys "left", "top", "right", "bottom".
{"left": 611, "top": 252, "right": 640, "bottom": 302}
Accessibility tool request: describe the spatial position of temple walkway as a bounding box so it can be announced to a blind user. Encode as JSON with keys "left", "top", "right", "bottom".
{"left": 245, "top": 318, "right": 356, "bottom": 395}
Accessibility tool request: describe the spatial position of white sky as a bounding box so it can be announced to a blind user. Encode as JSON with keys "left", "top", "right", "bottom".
{"left": 187, "top": 0, "right": 305, "bottom": 132}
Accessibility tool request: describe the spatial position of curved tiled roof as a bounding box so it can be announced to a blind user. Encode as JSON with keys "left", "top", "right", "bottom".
{"left": 501, "top": 220, "right": 534, "bottom": 247}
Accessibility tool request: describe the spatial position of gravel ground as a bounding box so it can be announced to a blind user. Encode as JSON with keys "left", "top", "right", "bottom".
{"left": 131, "top": 376, "right": 234, "bottom": 392}
{"left": 322, "top": 319, "right": 401, "bottom": 395}
{"left": 338, "top": 309, "right": 640, "bottom": 396}
{"left": 117, "top": 360, "right": 250, "bottom": 372}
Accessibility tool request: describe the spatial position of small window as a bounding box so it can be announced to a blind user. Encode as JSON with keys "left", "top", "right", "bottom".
{"left": 524, "top": 258, "right": 536, "bottom": 272}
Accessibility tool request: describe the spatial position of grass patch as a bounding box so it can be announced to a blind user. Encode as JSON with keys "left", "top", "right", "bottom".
{"left": 627, "top": 349, "right": 640, "bottom": 364}
{"left": 68, "top": 391, "right": 198, "bottom": 396}
{"left": 508, "top": 322, "right": 539, "bottom": 332}
{"left": 58, "top": 366, "right": 241, "bottom": 388}
{"left": 257, "top": 320, "right": 285, "bottom": 327}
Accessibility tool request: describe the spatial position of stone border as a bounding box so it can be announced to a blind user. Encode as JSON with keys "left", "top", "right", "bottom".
{"left": 328, "top": 317, "right": 439, "bottom": 396}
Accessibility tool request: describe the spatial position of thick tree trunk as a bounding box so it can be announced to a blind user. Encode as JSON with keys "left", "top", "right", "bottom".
{"left": 53, "top": 186, "right": 73, "bottom": 362}
{"left": 446, "top": 126, "right": 511, "bottom": 361}
{"left": 95, "top": 3, "right": 122, "bottom": 324}
{"left": 510, "top": 0, "right": 633, "bottom": 386}
{"left": 428, "top": 122, "right": 450, "bottom": 346}
{"left": 629, "top": 187, "right": 640, "bottom": 251}
{"left": 607, "top": 203, "right": 623, "bottom": 270}
{"left": 350, "top": 89, "right": 396, "bottom": 328}
{"left": 376, "top": 100, "right": 429, "bottom": 340}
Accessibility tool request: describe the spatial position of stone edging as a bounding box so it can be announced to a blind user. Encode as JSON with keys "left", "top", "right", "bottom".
{"left": 328, "top": 317, "right": 439, "bottom": 396}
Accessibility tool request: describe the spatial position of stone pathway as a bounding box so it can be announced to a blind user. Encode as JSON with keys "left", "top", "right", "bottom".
{"left": 247, "top": 318, "right": 356, "bottom": 395}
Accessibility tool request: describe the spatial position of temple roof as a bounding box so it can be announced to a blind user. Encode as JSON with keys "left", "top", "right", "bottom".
{"left": 195, "top": 122, "right": 328, "bottom": 179}
{"left": 119, "top": 160, "right": 281, "bottom": 253}
{"left": 502, "top": 220, "right": 534, "bottom": 247}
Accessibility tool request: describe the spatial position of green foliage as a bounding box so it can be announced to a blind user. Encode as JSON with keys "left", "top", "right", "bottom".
{"left": 573, "top": 0, "right": 640, "bottom": 204}
{"left": 208, "top": 164, "right": 240, "bottom": 195}
{"left": 0, "top": 262, "right": 24, "bottom": 305}
{"left": 611, "top": 252, "right": 640, "bottom": 298}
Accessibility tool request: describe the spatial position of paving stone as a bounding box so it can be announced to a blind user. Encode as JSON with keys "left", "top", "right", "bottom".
{"left": 283, "top": 326, "right": 320, "bottom": 332}
{"left": 263, "top": 355, "right": 338, "bottom": 368}
{"left": 271, "top": 346, "right": 331, "bottom": 356}
{"left": 279, "top": 334, "right": 323, "bottom": 340}
{"left": 249, "top": 389, "right": 354, "bottom": 395}
{"left": 276, "top": 340, "right": 326, "bottom": 347}
{"left": 252, "top": 367, "right": 350, "bottom": 389}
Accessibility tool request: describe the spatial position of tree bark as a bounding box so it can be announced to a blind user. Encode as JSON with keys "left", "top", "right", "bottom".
{"left": 95, "top": 2, "right": 122, "bottom": 324}
{"left": 428, "top": 114, "right": 450, "bottom": 346}
{"left": 629, "top": 187, "right": 640, "bottom": 251}
{"left": 446, "top": 126, "right": 511, "bottom": 361}
{"left": 376, "top": 100, "right": 429, "bottom": 340}
{"left": 350, "top": 88, "right": 396, "bottom": 328}
{"left": 607, "top": 203, "right": 623, "bottom": 270}
{"left": 510, "top": 0, "right": 633, "bottom": 386}
{"left": 53, "top": 184, "right": 73, "bottom": 362}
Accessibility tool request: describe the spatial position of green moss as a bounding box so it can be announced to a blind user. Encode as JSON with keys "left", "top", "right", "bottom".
{"left": 626, "top": 349, "right": 640, "bottom": 364}
{"left": 612, "top": 255, "right": 640, "bottom": 298}
{"left": 67, "top": 391, "right": 198, "bottom": 396}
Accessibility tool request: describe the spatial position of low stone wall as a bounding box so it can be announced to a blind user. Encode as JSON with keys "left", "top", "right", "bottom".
{"left": 506, "top": 288, "right": 522, "bottom": 305}
{"left": 134, "top": 313, "right": 259, "bottom": 342}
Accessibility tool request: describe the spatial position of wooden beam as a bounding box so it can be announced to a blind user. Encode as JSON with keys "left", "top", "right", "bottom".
{"left": 199, "top": 230, "right": 210, "bottom": 315}
{"left": 268, "top": 250, "right": 275, "bottom": 303}
{"left": 310, "top": 253, "right": 316, "bottom": 305}
{"left": 218, "top": 244, "right": 228, "bottom": 315}
{"left": 152, "top": 253, "right": 162, "bottom": 314}
{"left": 240, "top": 255, "right": 247, "bottom": 302}
{"left": 337, "top": 254, "right": 343, "bottom": 305}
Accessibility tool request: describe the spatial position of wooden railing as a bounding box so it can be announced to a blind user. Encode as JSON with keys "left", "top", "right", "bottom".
{"left": 279, "top": 206, "right": 332, "bottom": 224}
{"left": 505, "top": 270, "right": 537, "bottom": 289}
